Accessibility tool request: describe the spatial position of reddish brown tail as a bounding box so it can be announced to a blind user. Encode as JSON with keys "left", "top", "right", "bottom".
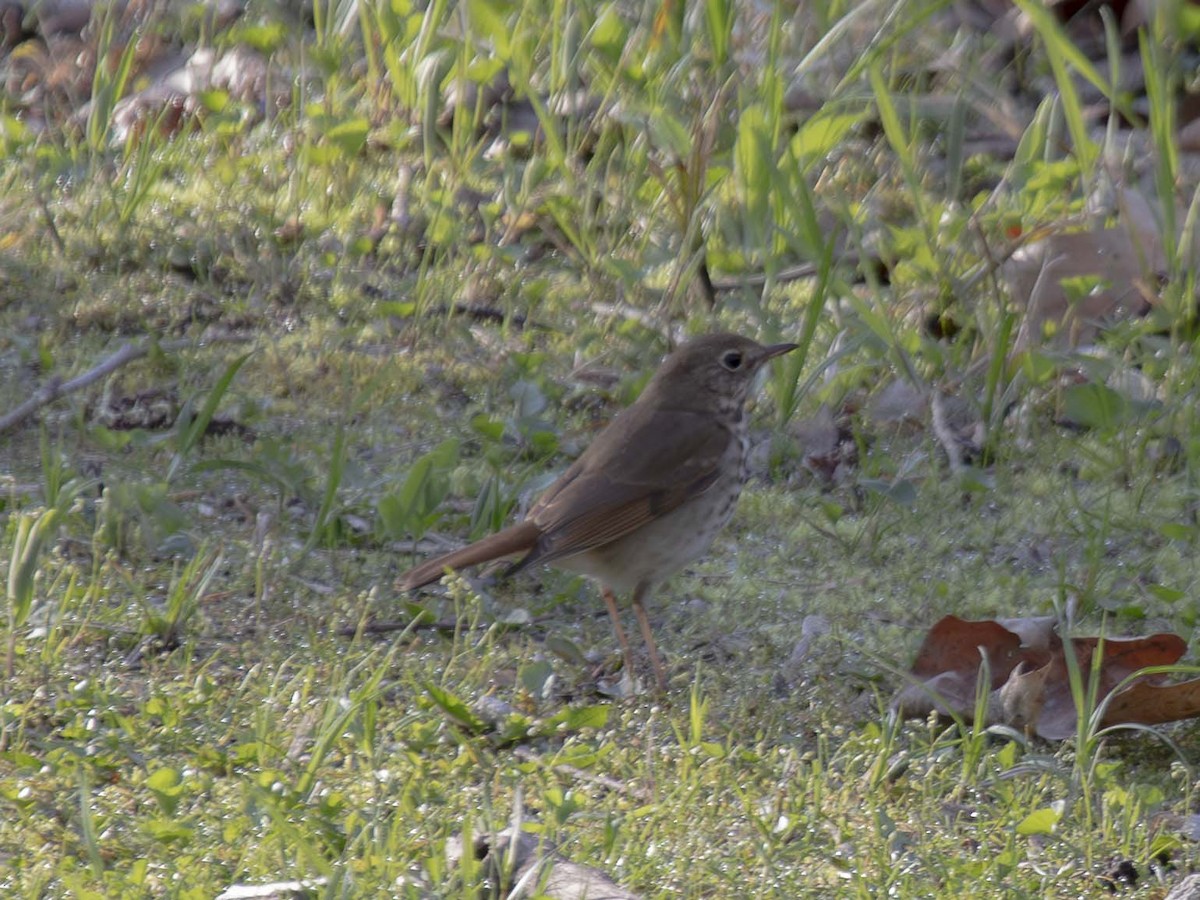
{"left": 398, "top": 521, "right": 541, "bottom": 591}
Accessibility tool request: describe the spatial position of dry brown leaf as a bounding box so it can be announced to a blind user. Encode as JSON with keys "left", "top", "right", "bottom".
{"left": 893, "top": 670, "right": 984, "bottom": 721}
{"left": 1034, "top": 631, "right": 1187, "bottom": 739}
{"left": 909, "top": 615, "right": 1027, "bottom": 680}
{"left": 895, "top": 615, "right": 1196, "bottom": 740}
{"left": 990, "top": 660, "right": 1050, "bottom": 733}
{"left": 995, "top": 615, "right": 1057, "bottom": 651}
{"left": 1098, "top": 676, "right": 1200, "bottom": 730}
{"left": 1006, "top": 227, "right": 1162, "bottom": 348}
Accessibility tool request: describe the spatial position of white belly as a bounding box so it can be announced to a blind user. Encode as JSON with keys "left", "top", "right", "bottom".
{"left": 552, "top": 455, "right": 745, "bottom": 593}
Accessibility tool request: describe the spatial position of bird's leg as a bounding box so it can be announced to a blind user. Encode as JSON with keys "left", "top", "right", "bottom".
{"left": 631, "top": 583, "right": 668, "bottom": 693}
{"left": 601, "top": 587, "right": 638, "bottom": 685}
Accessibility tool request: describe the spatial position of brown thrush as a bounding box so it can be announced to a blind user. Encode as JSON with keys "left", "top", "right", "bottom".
{"left": 398, "top": 333, "right": 798, "bottom": 692}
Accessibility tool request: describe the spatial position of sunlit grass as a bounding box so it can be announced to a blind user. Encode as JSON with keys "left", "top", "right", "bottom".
{"left": 1, "top": 0, "right": 1199, "bottom": 895}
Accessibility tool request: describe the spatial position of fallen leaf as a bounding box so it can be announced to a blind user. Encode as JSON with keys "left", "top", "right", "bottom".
{"left": 908, "top": 615, "right": 1028, "bottom": 680}
{"left": 1098, "top": 675, "right": 1200, "bottom": 730}
{"left": 990, "top": 660, "right": 1050, "bottom": 733}
{"left": 1006, "top": 227, "right": 1161, "bottom": 348}
{"left": 895, "top": 615, "right": 1198, "bottom": 740}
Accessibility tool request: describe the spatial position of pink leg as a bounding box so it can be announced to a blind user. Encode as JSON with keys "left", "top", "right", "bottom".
{"left": 631, "top": 584, "right": 668, "bottom": 693}
{"left": 601, "top": 587, "right": 638, "bottom": 682}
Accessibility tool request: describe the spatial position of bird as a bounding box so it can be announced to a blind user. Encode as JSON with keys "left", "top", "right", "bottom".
{"left": 398, "top": 333, "right": 798, "bottom": 692}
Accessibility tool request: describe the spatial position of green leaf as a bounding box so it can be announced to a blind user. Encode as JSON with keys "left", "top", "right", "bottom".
{"left": 527, "top": 429, "right": 559, "bottom": 456}
{"left": 145, "top": 767, "right": 182, "bottom": 792}
{"left": 790, "top": 108, "right": 863, "bottom": 165}
{"left": 470, "top": 474, "right": 515, "bottom": 537}
{"left": 1017, "top": 350, "right": 1057, "bottom": 386}
{"left": 0, "top": 750, "right": 41, "bottom": 769}
{"left": 734, "top": 104, "right": 772, "bottom": 235}
{"left": 230, "top": 21, "right": 287, "bottom": 54}
{"left": 87, "top": 424, "right": 134, "bottom": 452}
{"left": 1012, "top": 97, "right": 1053, "bottom": 179}
{"left": 465, "top": 57, "right": 506, "bottom": 84}
{"left": 545, "top": 635, "right": 588, "bottom": 666}
{"left": 378, "top": 439, "right": 459, "bottom": 540}
{"left": 377, "top": 493, "right": 408, "bottom": 538}
{"left": 1060, "top": 383, "right": 1132, "bottom": 429}
{"left": 323, "top": 117, "right": 371, "bottom": 156}
{"left": 703, "top": 0, "right": 731, "bottom": 66}
{"left": 956, "top": 467, "right": 994, "bottom": 493}
{"left": 1146, "top": 583, "right": 1185, "bottom": 603}
{"left": 551, "top": 704, "right": 609, "bottom": 731}
{"left": 467, "top": 0, "right": 513, "bottom": 58}
{"left": 869, "top": 64, "right": 913, "bottom": 172}
{"left": 471, "top": 414, "right": 505, "bottom": 442}
{"left": 1016, "top": 804, "right": 1062, "bottom": 836}
{"left": 647, "top": 111, "right": 692, "bottom": 162}
{"left": 1159, "top": 522, "right": 1198, "bottom": 542}
{"left": 424, "top": 683, "right": 487, "bottom": 732}
{"left": 168, "top": 351, "right": 252, "bottom": 482}
{"left": 519, "top": 660, "right": 554, "bottom": 696}
{"left": 542, "top": 710, "right": 609, "bottom": 734}
{"left": 197, "top": 89, "right": 230, "bottom": 113}
{"left": 401, "top": 600, "right": 437, "bottom": 625}
{"left": 302, "top": 427, "right": 348, "bottom": 555}
{"left": 590, "top": 4, "right": 627, "bottom": 61}
{"left": 819, "top": 501, "right": 843, "bottom": 524}
{"left": 145, "top": 767, "right": 185, "bottom": 816}
{"left": 0, "top": 114, "right": 31, "bottom": 155}
{"left": 494, "top": 712, "right": 536, "bottom": 744}
{"left": 377, "top": 300, "right": 417, "bottom": 318}
{"left": 7, "top": 506, "right": 63, "bottom": 628}
{"left": 141, "top": 819, "right": 194, "bottom": 844}
{"left": 699, "top": 741, "right": 726, "bottom": 759}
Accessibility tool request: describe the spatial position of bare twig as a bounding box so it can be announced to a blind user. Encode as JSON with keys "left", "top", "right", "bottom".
{"left": 0, "top": 338, "right": 193, "bottom": 435}
{"left": 335, "top": 618, "right": 461, "bottom": 637}
{"left": 337, "top": 613, "right": 552, "bottom": 638}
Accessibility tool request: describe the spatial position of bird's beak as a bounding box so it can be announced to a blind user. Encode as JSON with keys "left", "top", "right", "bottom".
{"left": 759, "top": 342, "right": 799, "bottom": 362}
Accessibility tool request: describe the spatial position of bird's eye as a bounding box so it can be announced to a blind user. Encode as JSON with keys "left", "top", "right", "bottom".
{"left": 721, "top": 350, "right": 743, "bottom": 371}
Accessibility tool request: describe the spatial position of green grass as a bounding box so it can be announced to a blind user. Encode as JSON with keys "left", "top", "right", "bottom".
{"left": 2, "top": 0, "right": 1200, "bottom": 895}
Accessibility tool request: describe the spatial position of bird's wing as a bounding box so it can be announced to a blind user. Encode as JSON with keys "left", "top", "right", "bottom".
{"left": 517, "top": 406, "right": 730, "bottom": 567}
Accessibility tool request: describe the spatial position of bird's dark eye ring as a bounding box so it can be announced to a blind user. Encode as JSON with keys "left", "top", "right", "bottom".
{"left": 721, "top": 350, "right": 743, "bottom": 370}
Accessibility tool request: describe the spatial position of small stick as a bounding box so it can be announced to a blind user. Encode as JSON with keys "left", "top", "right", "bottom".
{"left": 336, "top": 613, "right": 552, "bottom": 638}
{"left": 335, "top": 619, "right": 461, "bottom": 637}
{"left": 0, "top": 337, "right": 194, "bottom": 435}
